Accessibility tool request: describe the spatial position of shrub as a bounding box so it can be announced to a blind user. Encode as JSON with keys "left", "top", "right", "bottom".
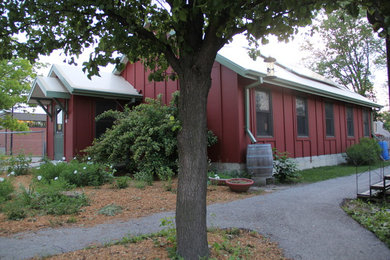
{"left": 345, "top": 137, "right": 382, "bottom": 166}
{"left": 84, "top": 95, "right": 179, "bottom": 183}
{"left": 0, "top": 178, "right": 14, "bottom": 203}
{"left": 113, "top": 176, "right": 130, "bottom": 189}
{"left": 272, "top": 148, "right": 300, "bottom": 183}
{"left": 34, "top": 160, "right": 114, "bottom": 187}
{"left": 5, "top": 154, "right": 32, "bottom": 176}
{"left": 85, "top": 92, "right": 218, "bottom": 183}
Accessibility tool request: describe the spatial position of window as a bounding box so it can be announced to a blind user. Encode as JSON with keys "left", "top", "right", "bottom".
{"left": 256, "top": 90, "right": 273, "bottom": 137}
{"left": 95, "top": 100, "right": 117, "bottom": 139}
{"left": 363, "top": 110, "right": 370, "bottom": 136}
{"left": 346, "top": 107, "right": 354, "bottom": 137}
{"left": 56, "top": 107, "right": 63, "bottom": 133}
{"left": 325, "top": 103, "right": 334, "bottom": 137}
{"left": 296, "top": 97, "right": 308, "bottom": 137}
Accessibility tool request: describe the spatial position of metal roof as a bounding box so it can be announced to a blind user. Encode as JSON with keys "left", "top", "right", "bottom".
{"left": 216, "top": 46, "right": 381, "bottom": 109}
{"left": 28, "top": 64, "right": 142, "bottom": 104}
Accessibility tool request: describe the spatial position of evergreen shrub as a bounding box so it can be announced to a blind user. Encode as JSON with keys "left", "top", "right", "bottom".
{"left": 345, "top": 137, "right": 381, "bottom": 166}
{"left": 84, "top": 92, "right": 218, "bottom": 184}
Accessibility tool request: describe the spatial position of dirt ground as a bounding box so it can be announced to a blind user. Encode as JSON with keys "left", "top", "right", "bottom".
{"left": 0, "top": 174, "right": 263, "bottom": 236}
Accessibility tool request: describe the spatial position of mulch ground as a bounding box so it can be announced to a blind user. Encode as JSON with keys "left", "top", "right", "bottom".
{"left": 42, "top": 229, "right": 287, "bottom": 260}
{"left": 1, "top": 174, "right": 288, "bottom": 259}
{"left": 0, "top": 174, "right": 262, "bottom": 236}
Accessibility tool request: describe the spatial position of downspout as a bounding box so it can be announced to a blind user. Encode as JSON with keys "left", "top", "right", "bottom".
{"left": 245, "top": 77, "right": 264, "bottom": 143}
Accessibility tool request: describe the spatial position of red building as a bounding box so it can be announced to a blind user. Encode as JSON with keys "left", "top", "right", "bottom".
{"left": 117, "top": 47, "right": 381, "bottom": 170}
{"left": 28, "top": 46, "right": 381, "bottom": 169}
{"left": 28, "top": 64, "right": 142, "bottom": 160}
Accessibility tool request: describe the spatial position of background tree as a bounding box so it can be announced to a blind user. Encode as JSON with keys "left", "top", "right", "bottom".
{"left": 357, "top": 0, "right": 390, "bottom": 108}
{"left": 302, "top": 10, "right": 385, "bottom": 99}
{"left": 0, "top": 58, "right": 36, "bottom": 131}
{"left": 0, "top": 1, "right": 338, "bottom": 258}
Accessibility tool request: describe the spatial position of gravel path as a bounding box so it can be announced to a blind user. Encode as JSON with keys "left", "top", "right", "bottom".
{"left": 1, "top": 172, "right": 390, "bottom": 260}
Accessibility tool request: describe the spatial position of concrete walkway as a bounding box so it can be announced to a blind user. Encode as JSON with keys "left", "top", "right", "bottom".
{"left": 1, "top": 173, "right": 390, "bottom": 260}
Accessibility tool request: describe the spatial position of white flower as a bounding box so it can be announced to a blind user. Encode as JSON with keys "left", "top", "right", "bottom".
{"left": 54, "top": 177, "right": 58, "bottom": 181}
{"left": 37, "top": 176, "right": 42, "bottom": 181}
{"left": 87, "top": 157, "right": 91, "bottom": 160}
{"left": 73, "top": 157, "right": 76, "bottom": 160}
{"left": 74, "top": 170, "right": 78, "bottom": 174}
{"left": 10, "top": 171, "right": 15, "bottom": 175}
{"left": 62, "top": 157, "right": 66, "bottom": 161}
{"left": 0, "top": 177, "right": 4, "bottom": 182}
{"left": 83, "top": 167, "right": 86, "bottom": 170}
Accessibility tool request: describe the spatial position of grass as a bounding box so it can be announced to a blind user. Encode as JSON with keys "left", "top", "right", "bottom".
{"left": 298, "top": 161, "right": 390, "bottom": 183}
{"left": 342, "top": 199, "right": 390, "bottom": 248}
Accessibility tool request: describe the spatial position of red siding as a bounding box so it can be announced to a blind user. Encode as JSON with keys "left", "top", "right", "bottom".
{"left": 251, "top": 85, "right": 371, "bottom": 160}
{"left": 121, "top": 60, "right": 373, "bottom": 164}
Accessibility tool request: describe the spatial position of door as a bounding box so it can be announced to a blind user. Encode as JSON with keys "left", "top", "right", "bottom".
{"left": 54, "top": 105, "right": 64, "bottom": 160}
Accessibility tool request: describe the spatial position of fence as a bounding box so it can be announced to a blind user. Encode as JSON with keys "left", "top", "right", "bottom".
{"left": 0, "top": 128, "right": 46, "bottom": 157}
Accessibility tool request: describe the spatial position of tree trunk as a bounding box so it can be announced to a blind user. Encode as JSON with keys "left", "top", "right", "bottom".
{"left": 386, "top": 36, "right": 390, "bottom": 109}
{"left": 176, "top": 67, "right": 211, "bottom": 259}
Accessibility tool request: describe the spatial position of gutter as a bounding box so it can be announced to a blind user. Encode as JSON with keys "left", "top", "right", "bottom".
{"left": 245, "top": 77, "right": 264, "bottom": 143}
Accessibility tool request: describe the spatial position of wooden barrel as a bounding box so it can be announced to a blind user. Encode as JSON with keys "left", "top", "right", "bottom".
{"left": 246, "top": 144, "right": 273, "bottom": 185}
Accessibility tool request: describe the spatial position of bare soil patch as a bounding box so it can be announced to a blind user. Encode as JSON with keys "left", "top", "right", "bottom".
{"left": 0, "top": 175, "right": 262, "bottom": 236}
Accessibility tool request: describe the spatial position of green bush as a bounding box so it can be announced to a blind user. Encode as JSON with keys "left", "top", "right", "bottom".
{"left": 5, "top": 154, "right": 32, "bottom": 176}
{"left": 345, "top": 137, "right": 382, "bottom": 166}
{"left": 85, "top": 92, "right": 218, "bottom": 184}
{"left": 2, "top": 181, "right": 89, "bottom": 220}
{"left": 0, "top": 178, "right": 14, "bottom": 203}
{"left": 114, "top": 176, "right": 130, "bottom": 189}
{"left": 34, "top": 160, "right": 114, "bottom": 187}
{"left": 272, "top": 148, "right": 300, "bottom": 183}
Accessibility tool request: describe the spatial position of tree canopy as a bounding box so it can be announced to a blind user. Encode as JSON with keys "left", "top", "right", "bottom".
{"left": 0, "top": 58, "right": 35, "bottom": 131}
{"left": 1, "top": 1, "right": 340, "bottom": 258}
{"left": 302, "top": 10, "right": 385, "bottom": 99}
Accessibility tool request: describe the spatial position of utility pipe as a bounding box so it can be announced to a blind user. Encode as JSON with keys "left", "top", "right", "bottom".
{"left": 245, "top": 77, "right": 264, "bottom": 143}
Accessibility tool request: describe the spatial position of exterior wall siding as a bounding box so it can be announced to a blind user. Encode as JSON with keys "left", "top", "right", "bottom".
{"left": 121, "top": 60, "right": 373, "bottom": 165}
{"left": 250, "top": 84, "right": 368, "bottom": 160}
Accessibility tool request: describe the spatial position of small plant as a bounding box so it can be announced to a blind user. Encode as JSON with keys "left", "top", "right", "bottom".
{"left": 34, "top": 159, "right": 114, "bottom": 187}
{"left": 272, "top": 148, "right": 300, "bottom": 183}
{"left": 113, "top": 176, "right": 130, "bottom": 189}
{"left": 211, "top": 229, "right": 252, "bottom": 259}
{"left": 345, "top": 137, "right": 382, "bottom": 166}
{"left": 98, "top": 204, "right": 123, "bottom": 216}
{"left": 0, "top": 178, "right": 14, "bottom": 203}
{"left": 163, "top": 178, "right": 175, "bottom": 192}
{"left": 6, "top": 154, "right": 32, "bottom": 176}
{"left": 66, "top": 216, "right": 78, "bottom": 223}
{"left": 2, "top": 181, "right": 89, "bottom": 220}
{"left": 134, "top": 180, "right": 146, "bottom": 190}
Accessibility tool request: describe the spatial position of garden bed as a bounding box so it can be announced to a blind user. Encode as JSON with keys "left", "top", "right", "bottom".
{"left": 38, "top": 228, "right": 287, "bottom": 260}
{"left": 0, "top": 174, "right": 261, "bottom": 236}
